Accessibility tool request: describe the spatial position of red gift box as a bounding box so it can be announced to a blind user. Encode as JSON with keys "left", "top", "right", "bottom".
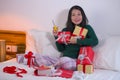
{"left": 77, "top": 46, "right": 94, "bottom": 65}
{"left": 56, "top": 31, "right": 71, "bottom": 45}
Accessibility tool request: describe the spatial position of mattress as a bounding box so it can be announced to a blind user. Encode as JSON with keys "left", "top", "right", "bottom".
{"left": 0, "top": 58, "right": 120, "bottom": 80}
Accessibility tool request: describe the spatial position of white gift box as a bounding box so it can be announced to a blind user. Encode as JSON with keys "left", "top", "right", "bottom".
{"left": 16, "top": 54, "right": 25, "bottom": 63}
{"left": 37, "top": 65, "right": 53, "bottom": 76}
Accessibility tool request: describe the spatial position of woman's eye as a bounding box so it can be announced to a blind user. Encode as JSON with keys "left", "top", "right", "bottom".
{"left": 78, "top": 13, "right": 81, "bottom": 16}
{"left": 72, "top": 13, "right": 81, "bottom": 16}
{"left": 72, "top": 14, "right": 75, "bottom": 16}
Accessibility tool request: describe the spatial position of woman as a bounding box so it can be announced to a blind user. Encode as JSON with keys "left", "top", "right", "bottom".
{"left": 53, "top": 5, "right": 98, "bottom": 70}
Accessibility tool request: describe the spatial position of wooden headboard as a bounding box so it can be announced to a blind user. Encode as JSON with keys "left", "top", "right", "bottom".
{"left": 0, "top": 30, "right": 26, "bottom": 45}
{"left": 0, "top": 30, "right": 26, "bottom": 60}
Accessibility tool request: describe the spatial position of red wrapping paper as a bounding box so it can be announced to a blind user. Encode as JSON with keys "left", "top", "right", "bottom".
{"left": 59, "top": 68, "right": 73, "bottom": 78}
{"left": 56, "top": 31, "right": 71, "bottom": 44}
{"left": 77, "top": 46, "right": 94, "bottom": 65}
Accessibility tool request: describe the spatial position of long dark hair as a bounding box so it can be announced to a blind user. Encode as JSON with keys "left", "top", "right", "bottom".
{"left": 66, "top": 5, "right": 88, "bottom": 32}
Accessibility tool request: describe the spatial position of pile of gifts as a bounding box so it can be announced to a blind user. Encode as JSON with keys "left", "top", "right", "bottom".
{"left": 16, "top": 51, "right": 35, "bottom": 67}
{"left": 56, "top": 25, "right": 94, "bottom": 74}
{"left": 34, "top": 65, "right": 86, "bottom": 79}
{"left": 15, "top": 25, "right": 94, "bottom": 78}
{"left": 16, "top": 52, "right": 74, "bottom": 78}
{"left": 56, "top": 26, "right": 88, "bottom": 44}
{"left": 34, "top": 65, "right": 74, "bottom": 78}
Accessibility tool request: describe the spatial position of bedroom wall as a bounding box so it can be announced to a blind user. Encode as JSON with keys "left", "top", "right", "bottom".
{"left": 0, "top": 0, "right": 120, "bottom": 36}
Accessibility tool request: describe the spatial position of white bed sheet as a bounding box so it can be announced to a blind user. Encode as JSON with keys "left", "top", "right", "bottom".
{"left": 0, "top": 58, "right": 120, "bottom": 80}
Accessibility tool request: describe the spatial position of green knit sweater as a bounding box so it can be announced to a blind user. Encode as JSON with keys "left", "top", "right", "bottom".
{"left": 55, "top": 25, "right": 98, "bottom": 59}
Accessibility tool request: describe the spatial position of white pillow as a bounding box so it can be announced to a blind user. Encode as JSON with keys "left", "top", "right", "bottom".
{"left": 26, "top": 29, "right": 61, "bottom": 58}
{"left": 25, "top": 30, "right": 37, "bottom": 53}
{"left": 93, "top": 36, "right": 120, "bottom": 72}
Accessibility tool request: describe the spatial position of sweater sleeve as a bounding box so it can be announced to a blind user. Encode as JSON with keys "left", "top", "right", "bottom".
{"left": 77, "top": 25, "right": 98, "bottom": 46}
{"left": 55, "top": 42, "right": 65, "bottom": 52}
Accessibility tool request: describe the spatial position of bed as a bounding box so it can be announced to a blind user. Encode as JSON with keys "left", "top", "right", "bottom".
{"left": 0, "top": 29, "right": 120, "bottom": 80}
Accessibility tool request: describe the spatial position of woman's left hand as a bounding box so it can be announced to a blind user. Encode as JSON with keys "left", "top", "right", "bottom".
{"left": 68, "top": 37, "right": 77, "bottom": 44}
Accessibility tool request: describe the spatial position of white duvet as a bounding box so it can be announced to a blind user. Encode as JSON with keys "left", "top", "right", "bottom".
{"left": 0, "top": 58, "right": 120, "bottom": 80}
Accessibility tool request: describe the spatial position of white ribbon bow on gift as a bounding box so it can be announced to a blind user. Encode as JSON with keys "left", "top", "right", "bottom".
{"left": 56, "top": 32, "right": 70, "bottom": 45}
{"left": 78, "top": 47, "right": 92, "bottom": 64}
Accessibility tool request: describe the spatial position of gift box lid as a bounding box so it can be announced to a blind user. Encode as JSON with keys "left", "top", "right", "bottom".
{"left": 37, "top": 65, "right": 50, "bottom": 70}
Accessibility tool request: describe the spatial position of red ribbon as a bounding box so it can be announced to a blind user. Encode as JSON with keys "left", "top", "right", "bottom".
{"left": 24, "top": 51, "right": 35, "bottom": 67}
{"left": 3, "top": 66, "right": 27, "bottom": 77}
{"left": 71, "top": 27, "right": 85, "bottom": 39}
{"left": 77, "top": 46, "right": 94, "bottom": 65}
{"left": 77, "top": 48, "right": 92, "bottom": 65}
{"left": 56, "top": 31, "right": 71, "bottom": 45}
{"left": 79, "top": 27, "right": 85, "bottom": 39}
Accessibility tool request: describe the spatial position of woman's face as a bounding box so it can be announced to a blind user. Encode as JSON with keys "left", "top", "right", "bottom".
{"left": 71, "top": 9, "right": 82, "bottom": 25}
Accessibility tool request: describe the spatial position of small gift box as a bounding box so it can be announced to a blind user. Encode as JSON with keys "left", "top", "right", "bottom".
{"left": 85, "top": 64, "right": 94, "bottom": 74}
{"left": 77, "top": 64, "right": 93, "bottom": 74}
{"left": 24, "top": 51, "right": 35, "bottom": 67}
{"left": 71, "top": 26, "right": 88, "bottom": 39}
{"left": 77, "top": 64, "right": 83, "bottom": 72}
{"left": 56, "top": 31, "right": 71, "bottom": 45}
{"left": 16, "top": 54, "right": 25, "bottom": 63}
{"left": 35, "top": 65, "right": 53, "bottom": 76}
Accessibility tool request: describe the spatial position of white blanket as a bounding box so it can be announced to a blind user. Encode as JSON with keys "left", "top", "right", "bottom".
{"left": 0, "top": 58, "right": 120, "bottom": 80}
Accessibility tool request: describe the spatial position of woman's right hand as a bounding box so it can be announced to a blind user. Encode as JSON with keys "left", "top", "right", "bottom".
{"left": 52, "top": 30, "right": 58, "bottom": 37}
{"left": 53, "top": 25, "right": 58, "bottom": 37}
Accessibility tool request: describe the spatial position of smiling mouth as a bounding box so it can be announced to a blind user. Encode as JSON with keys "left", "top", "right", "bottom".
{"left": 74, "top": 20, "right": 80, "bottom": 23}
{"left": 75, "top": 19, "right": 80, "bottom": 22}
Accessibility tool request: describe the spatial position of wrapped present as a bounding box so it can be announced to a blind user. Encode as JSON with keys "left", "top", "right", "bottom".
{"left": 85, "top": 64, "right": 94, "bottom": 74}
{"left": 35, "top": 65, "right": 53, "bottom": 76}
{"left": 56, "top": 31, "right": 71, "bottom": 45}
{"left": 77, "top": 64, "right": 83, "bottom": 72}
{"left": 24, "top": 51, "right": 35, "bottom": 67}
{"left": 16, "top": 54, "right": 25, "bottom": 63}
{"left": 34, "top": 65, "right": 73, "bottom": 78}
{"left": 77, "top": 64, "right": 93, "bottom": 74}
{"left": 71, "top": 26, "right": 88, "bottom": 39}
{"left": 77, "top": 46, "right": 94, "bottom": 65}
